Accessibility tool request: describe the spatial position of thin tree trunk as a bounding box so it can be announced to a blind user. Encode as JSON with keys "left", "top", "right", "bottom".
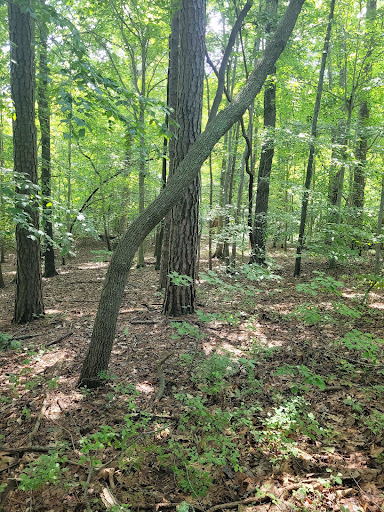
{"left": 159, "top": 7, "right": 180, "bottom": 287}
{"left": 78, "top": 0, "right": 306, "bottom": 387}
{"left": 38, "top": 8, "right": 57, "bottom": 278}
{"left": 294, "top": 0, "right": 336, "bottom": 277}
{"left": 375, "top": 176, "right": 384, "bottom": 273}
{"left": 250, "top": 0, "right": 278, "bottom": 266}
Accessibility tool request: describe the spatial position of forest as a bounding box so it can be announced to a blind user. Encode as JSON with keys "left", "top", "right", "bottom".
{"left": 0, "top": 0, "right": 384, "bottom": 510}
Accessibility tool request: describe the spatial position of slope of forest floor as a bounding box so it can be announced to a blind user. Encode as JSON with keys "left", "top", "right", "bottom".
{"left": 0, "top": 241, "right": 383, "bottom": 512}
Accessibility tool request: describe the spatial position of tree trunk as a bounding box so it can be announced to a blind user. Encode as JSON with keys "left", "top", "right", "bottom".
{"left": 294, "top": 0, "right": 335, "bottom": 277}
{"left": 160, "top": 7, "right": 180, "bottom": 288}
{"left": 78, "top": 0, "right": 305, "bottom": 387}
{"left": 375, "top": 176, "right": 384, "bottom": 273}
{"left": 9, "top": 0, "right": 44, "bottom": 323}
{"left": 38, "top": 8, "right": 58, "bottom": 278}
{"left": 250, "top": 0, "right": 278, "bottom": 266}
{"left": 350, "top": 0, "right": 376, "bottom": 234}
{"left": 163, "top": 0, "right": 206, "bottom": 316}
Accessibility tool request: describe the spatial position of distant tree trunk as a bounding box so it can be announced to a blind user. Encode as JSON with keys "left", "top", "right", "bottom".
{"left": 294, "top": 0, "right": 335, "bottom": 276}
{"left": 9, "top": 0, "right": 44, "bottom": 323}
{"left": 38, "top": 9, "right": 57, "bottom": 278}
{"left": 350, "top": 0, "right": 376, "bottom": 233}
{"left": 0, "top": 108, "right": 5, "bottom": 267}
{"left": 375, "top": 176, "right": 384, "bottom": 273}
{"left": 250, "top": 0, "right": 278, "bottom": 265}
{"left": 137, "top": 43, "right": 147, "bottom": 268}
{"left": 160, "top": 7, "right": 180, "bottom": 287}
{"left": 78, "top": 0, "right": 305, "bottom": 387}
{"left": 163, "top": 0, "right": 206, "bottom": 316}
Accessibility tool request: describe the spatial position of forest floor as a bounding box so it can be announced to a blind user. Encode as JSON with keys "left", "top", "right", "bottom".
{"left": 0, "top": 240, "right": 384, "bottom": 512}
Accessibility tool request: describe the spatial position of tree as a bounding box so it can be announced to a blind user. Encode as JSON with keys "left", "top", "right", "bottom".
{"left": 9, "top": 0, "right": 44, "bottom": 323}
{"left": 250, "top": 0, "right": 278, "bottom": 265}
{"left": 38, "top": 0, "right": 58, "bottom": 278}
{"left": 162, "top": 0, "right": 206, "bottom": 316}
{"left": 78, "top": 0, "right": 306, "bottom": 388}
{"left": 294, "top": 0, "right": 335, "bottom": 277}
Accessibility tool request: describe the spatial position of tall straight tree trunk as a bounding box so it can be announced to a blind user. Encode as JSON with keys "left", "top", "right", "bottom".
{"left": 38, "top": 7, "right": 57, "bottom": 278}
{"left": 294, "top": 0, "right": 335, "bottom": 277}
{"left": 250, "top": 0, "right": 278, "bottom": 265}
{"left": 0, "top": 112, "right": 4, "bottom": 287}
{"left": 350, "top": 0, "right": 376, "bottom": 232}
{"left": 78, "top": 0, "right": 305, "bottom": 387}
{"left": 9, "top": 0, "right": 44, "bottom": 323}
{"left": 375, "top": 176, "right": 384, "bottom": 273}
{"left": 0, "top": 109, "right": 5, "bottom": 271}
{"left": 160, "top": 7, "right": 180, "bottom": 288}
{"left": 137, "top": 40, "right": 148, "bottom": 268}
{"left": 163, "top": 0, "right": 206, "bottom": 316}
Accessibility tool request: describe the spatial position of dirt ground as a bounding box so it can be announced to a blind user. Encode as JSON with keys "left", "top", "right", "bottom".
{"left": 0, "top": 241, "right": 383, "bottom": 512}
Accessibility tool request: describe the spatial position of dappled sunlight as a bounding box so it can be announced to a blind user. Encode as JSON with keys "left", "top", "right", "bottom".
{"left": 136, "top": 381, "right": 155, "bottom": 394}
{"left": 370, "top": 302, "right": 384, "bottom": 310}
{"left": 45, "top": 308, "right": 63, "bottom": 315}
{"left": 77, "top": 262, "right": 109, "bottom": 270}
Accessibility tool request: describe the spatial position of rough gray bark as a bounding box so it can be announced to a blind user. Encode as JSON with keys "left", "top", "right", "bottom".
{"left": 163, "top": 0, "right": 206, "bottom": 316}
{"left": 9, "top": 0, "right": 44, "bottom": 323}
{"left": 78, "top": 0, "right": 306, "bottom": 387}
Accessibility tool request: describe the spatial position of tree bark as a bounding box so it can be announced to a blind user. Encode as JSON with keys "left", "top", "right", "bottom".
{"left": 163, "top": 0, "right": 206, "bottom": 316}
{"left": 38, "top": 5, "right": 58, "bottom": 278}
{"left": 9, "top": 0, "right": 44, "bottom": 323}
{"left": 250, "top": 0, "right": 278, "bottom": 266}
{"left": 159, "top": 7, "right": 180, "bottom": 288}
{"left": 78, "top": 0, "right": 306, "bottom": 387}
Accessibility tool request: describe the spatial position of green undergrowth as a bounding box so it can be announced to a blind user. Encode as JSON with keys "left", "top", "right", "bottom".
{"left": 2, "top": 265, "right": 384, "bottom": 510}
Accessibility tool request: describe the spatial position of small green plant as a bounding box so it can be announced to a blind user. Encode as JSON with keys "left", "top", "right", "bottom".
{"left": 191, "top": 352, "right": 238, "bottom": 395}
{"left": 289, "top": 303, "right": 325, "bottom": 325}
{"left": 171, "top": 321, "right": 203, "bottom": 340}
{"left": 332, "top": 302, "right": 362, "bottom": 320}
{"left": 168, "top": 271, "right": 193, "bottom": 286}
{"left": 90, "top": 249, "right": 113, "bottom": 262}
{"left": 364, "top": 409, "right": 384, "bottom": 435}
{"left": 18, "top": 451, "right": 67, "bottom": 490}
{"left": 253, "top": 397, "right": 328, "bottom": 463}
{"left": 296, "top": 271, "right": 343, "bottom": 297}
{"left": 274, "top": 364, "right": 327, "bottom": 393}
{"left": 160, "top": 394, "right": 259, "bottom": 496}
{"left": 338, "top": 330, "right": 384, "bottom": 364}
{"left": 343, "top": 396, "right": 364, "bottom": 413}
{"left": 0, "top": 332, "right": 21, "bottom": 350}
{"left": 47, "top": 377, "right": 59, "bottom": 389}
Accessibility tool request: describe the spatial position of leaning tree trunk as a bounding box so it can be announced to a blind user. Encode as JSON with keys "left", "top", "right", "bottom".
{"left": 38, "top": 8, "right": 58, "bottom": 278}
{"left": 163, "top": 0, "right": 206, "bottom": 316}
{"left": 78, "top": 0, "right": 306, "bottom": 387}
{"left": 9, "top": 0, "right": 44, "bottom": 323}
{"left": 294, "top": 0, "right": 335, "bottom": 277}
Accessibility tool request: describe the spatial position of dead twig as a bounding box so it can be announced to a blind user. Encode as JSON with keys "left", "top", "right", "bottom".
{"left": 46, "top": 331, "right": 73, "bottom": 347}
{"left": 206, "top": 495, "right": 271, "bottom": 512}
{"left": 156, "top": 352, "right": 174, "bottom": 400}
{"left": 27, "top": 398, "right": 48, "bottom": 445}
{"left": 0, "top": 445, "right": 57, "bottom": 454}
